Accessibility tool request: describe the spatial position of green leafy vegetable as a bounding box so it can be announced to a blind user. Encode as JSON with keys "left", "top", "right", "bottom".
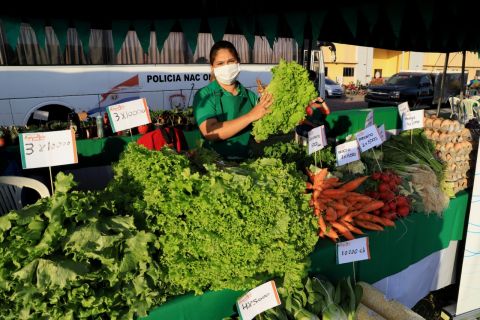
{"left": 252, "top": 60, "right": 318, "bottom": 142}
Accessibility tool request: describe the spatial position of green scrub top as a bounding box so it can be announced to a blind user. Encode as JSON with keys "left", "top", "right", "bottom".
{"left": 193, "top": 80, "right": 258, "bottom": 159}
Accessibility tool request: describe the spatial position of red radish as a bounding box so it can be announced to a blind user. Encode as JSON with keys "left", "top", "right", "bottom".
{"left": 372, "top": 172, "right": 381, "bottom": 180}
{"left": 378, "top": 183, "right": 390, "bottom": 193}
{"left": 397, "top": 206, "right": 410, "bottom": 217}
{"left": 389, "top": 202, "right": 397, "bottom": 210}
{"left": 373, "top": 209, "right": 380, "bottom": 216}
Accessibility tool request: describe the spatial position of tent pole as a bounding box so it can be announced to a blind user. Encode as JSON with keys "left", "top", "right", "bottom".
{"left": 460, "top": 50, "right": 466, "bottom": 101}
{"left": 436, "top": 52, "right": 450, "bottom": 117}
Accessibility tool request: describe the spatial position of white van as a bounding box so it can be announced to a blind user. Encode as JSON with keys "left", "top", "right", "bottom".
{"left": 0, "top": 64, "right": 275, "bottom": 125}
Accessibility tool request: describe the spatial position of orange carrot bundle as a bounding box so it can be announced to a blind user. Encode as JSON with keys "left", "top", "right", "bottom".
{"left": 361, "top": 201, "right": 385, "bottom": 213}
{"left": 322, "top": 188, "right": 347, "bottom": 198}
{"left": 325, "top": 207, "right": 337, "bottom": 221}
{"left": 339, "top": 221, "right": 364, "bottom": 235}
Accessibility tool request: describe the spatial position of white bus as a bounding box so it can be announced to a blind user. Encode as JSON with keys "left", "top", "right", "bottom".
{"left": 0, "top": 64, "right": 276, "bottom": 126}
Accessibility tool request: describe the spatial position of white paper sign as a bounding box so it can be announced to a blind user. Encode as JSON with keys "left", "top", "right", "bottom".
{"left": 457, "top": 144, "right": 480, "bottom": 314}
{"left": 356, "top": 125, "right": 382, "bottom": 152}
{"left": 19, "top": 129, "right": 78, "bottom": 169}
{"left": 402, "top": 110, "right": 424, "bottom": 131}
{"left": 398, "top": 102, "right": 410, "bottom": 118}
{"left": 336, "top": 140, "right": 360, "bottom": 166}
{"left": 107, "top": 98, "right": 151, "bottom": 133}
{"left": 365, "top": 111, "right": 374, "bottom": 128}
{"left": 33, "top": 110, "right": 49, "bottom": 121}
{"left": 237, "top": 281, "right": 281, "bottom": 320}
{"left": 337, "top": 237, "right": 371, "bottom": 264}
{"left": 377, "top": 124, "right": 386, "bottom": 142}
{"left": 308, "top": 125, "right": 327, "bottom": 155}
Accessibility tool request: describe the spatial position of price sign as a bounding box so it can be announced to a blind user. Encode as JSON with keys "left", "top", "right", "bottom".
{"left": 398, "top": 101, "right": 410, "bottom": 118}
{"left": 365, "top": 110, "right": 374, "bottom": 128}
{"left": 402, "top": 110, "right": 424, "bottom": 131}
{"left": 237, "top": 281, "right": 281, "bottom": 320}
{"left": 107, "top": 98, "right": 151, "bottom": 133}
{"left": 336, "top": 237, "right": 371, "bottom": 264}
{"left": 356, "top": 125, "right": 382, "bottom": 152}
{"left": 19, "top": 129, "right": 78, "bottom": 169}
{"left": 33, "top": 110, "right": 49, "bottom": 121}
{"left": 336, "top": 140, "right": 360, "bottom": 166}
{"left": 308, "top": 125, "right": 327, "bottom": 155}
{"left": 377, "top": 124, "right": 386, "bottom": 142}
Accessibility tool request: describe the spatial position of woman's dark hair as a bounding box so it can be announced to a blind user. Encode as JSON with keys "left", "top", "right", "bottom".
{"left": 209, "top": 41, "right": 240, "bottom": 65}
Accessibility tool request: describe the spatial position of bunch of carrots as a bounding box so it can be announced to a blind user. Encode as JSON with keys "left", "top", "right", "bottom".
{"left": 306, "top": 168, "right": 396, "bottom": 242}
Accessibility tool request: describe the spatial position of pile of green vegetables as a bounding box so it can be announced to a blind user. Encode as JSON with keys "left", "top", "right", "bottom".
{"left": 252, "top": 60, "right": 318, "bottom": 142}
{"left": 262, "top": 141, "right": 336, "bottom": 171}
{"left": 0, "top": 144, "right": 318, "bottom": 319}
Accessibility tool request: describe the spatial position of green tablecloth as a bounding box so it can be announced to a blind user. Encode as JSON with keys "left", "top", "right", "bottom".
{"left": 142, "top": 191, "right": 469, "bottom": 320}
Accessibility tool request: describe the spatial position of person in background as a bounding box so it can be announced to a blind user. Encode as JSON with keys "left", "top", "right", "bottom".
{"left": 193, "top": 41, "right": 273, "bottom": 160}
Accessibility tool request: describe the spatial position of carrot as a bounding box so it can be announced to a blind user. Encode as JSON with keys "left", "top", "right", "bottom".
{"left": 356, "top": 213, "right": 381, "bottom": 222}
{"left": 313, "top": 201, "right": 326, "bottom": 211}
{"left": 306, "top": 182, "right": 314, "bottom": 190}
{"left": 331, "top": 202, "right": 348, "bottom": 217}
{"left": 318, "top": 215, "right": 327, "bottom": 233}
{"left": 376, "top": 217, "right": 396, "bottom": 227}
{"left": 339, "top": 176, "right": 369, "bottom": 192}
{"left": 322, "top": 189, "right": 347, "bottom": 198}
{"left": 331, "top": 222, "right": 355, "bottom": 240}
{"left": 341, "top": 210, "right": 362, "bottom": 222}
{"left": 361, "top": 201, "right": 385, "bottom": 213}
{"left": 339, "top": 221, "right": 364, "bottom": 235}
{"left": 318, "top": 229, "right": 325, "bottom": 238}
{"left": 355, "top": 220, "right": 384, "bottom": 231}
{"left": 312, "top": 189, "right": 322, "bottom": 200}
{"left": 325, "top": 207, "right": 337, "bottom": 221}
{"left": 324, "top": 226, "right": 339, "bottom": 242}
{"left": 314, "top": 208, "right": 321, "bottom": 217}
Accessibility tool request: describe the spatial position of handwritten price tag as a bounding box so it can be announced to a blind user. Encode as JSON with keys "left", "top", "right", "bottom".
{"left": 336, "top": 140, "right": 360, "bottom": 166}
{"left": 377, "top": 124, "right": 386, "bottom": 142}
{"left": 402, "top": 110, "right": 424, "bottom": 131}
{"left": 107, "top": 98, "right": 151, "bottom": 133}
{"left": 237, "top": 281, "right": 281, "bottom": 320}
{"left": 337, "top": 237, "right": 371, "bottom": 264}
{"left": 308, "top": 125, "right": 327, "bottom": 155}
{"left": 365, "top": 110, "right": 374, "bottom": 128}
{"left": 398, "top": 101, "right": 410, "bottom": 118}
{"left": 19, "top": 129, "right": 78, "bottom": 169}
{"left": 356, "top": 125, "right": 382, "bottom": 152}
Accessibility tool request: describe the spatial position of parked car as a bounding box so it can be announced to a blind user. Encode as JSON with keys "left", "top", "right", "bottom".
{"left": 365, "top": 71, "right": 467, "bottom": 109}
{"left": 325, "top": 77, "right": 344, "bottom": 97}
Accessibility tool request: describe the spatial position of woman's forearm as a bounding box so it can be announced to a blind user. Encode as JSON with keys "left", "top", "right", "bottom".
{"left": 199, "top": 113, "right": 255, "bottom": 140}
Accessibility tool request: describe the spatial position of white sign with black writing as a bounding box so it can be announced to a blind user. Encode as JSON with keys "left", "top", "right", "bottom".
{"left": 377, "top": 124, "right": 386, "bottom": 142}
{"left": 337, "top": 237, "right": 371, "bottom": 264}
{"left": 107, "top": 98, "right": 151, "bottom": 133}
{"left": 356, "top": 125, "right": 383, "bottom": 152}
{"left": 237, "top": 281, "right": 281, "bottom": 320}
{"left": 365, "top": 110, "right": 374, "bottom": 128}
{"left": 33, "top": 110, "right": 49, "bottom": 121}
{"left": 336, "top": 140, "right": 360, "bottom": 166}
{"left": 19, "top": 129, "right": 78, "bottom": 169}
{"left": 398, "top": 102, "right": 410, "bottom": 118}
{"left": 402, "top": 110, "right": 424, "bottom": 131}
{"left": 308, "top": 125, "right": 327, "bottom": 155}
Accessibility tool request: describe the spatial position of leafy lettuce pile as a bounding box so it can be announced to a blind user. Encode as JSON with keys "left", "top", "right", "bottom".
{"left": 252, "top": 60, "right": 318, "bottom": 141}
{"left": 0, "top": 144, "right": 318, "bottom": 319}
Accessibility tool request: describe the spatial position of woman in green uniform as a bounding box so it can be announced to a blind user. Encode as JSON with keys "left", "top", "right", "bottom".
{"left": 193, "top": 41, "right": 274, "bottom": 159}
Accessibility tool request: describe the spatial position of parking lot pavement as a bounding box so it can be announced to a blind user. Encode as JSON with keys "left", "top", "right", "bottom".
{"left": 325, "top": 94, "right": 368, "bottom": 111}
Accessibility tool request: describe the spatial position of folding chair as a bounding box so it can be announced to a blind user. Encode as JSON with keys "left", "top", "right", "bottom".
{"left": 0, "top": 176, "right": 50, "bottom": 215}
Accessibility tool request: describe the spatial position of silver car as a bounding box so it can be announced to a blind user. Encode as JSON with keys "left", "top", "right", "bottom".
{"left": 325, "top": 77, "right": 344, "bottom": 97}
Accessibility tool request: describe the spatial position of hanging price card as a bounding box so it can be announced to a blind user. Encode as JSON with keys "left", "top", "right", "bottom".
{"left": 237, "top": 281, "right": 281, "bottom": 320}
{"left": 19, "top": 129, "right": 78, "bottom": 169}
{"left": 308, "top": 125, "right": 327, "bottom": 155}
{"left": 336, "top": 140, "right": 360, "bottom": 166}
{"left": 337, "top": 237, "right": 371, "bottom": 264}
{"left": 356, "top": 125, "right": 382, "bottom": 152}
{"left": 402, "top": 110, "right": 424, "bottom": 131}
{"left": 107, "top": 98, "right": 151, "bottom": 133}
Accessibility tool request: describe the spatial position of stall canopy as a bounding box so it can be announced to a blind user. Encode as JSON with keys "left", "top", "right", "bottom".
{"left": 0, "top": 0, "right": 478, "bottom": 54}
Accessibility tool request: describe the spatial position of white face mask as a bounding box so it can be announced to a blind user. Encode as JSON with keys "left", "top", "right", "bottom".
{"left": 213, "top": 63, "right": 240, "bottom": 85}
